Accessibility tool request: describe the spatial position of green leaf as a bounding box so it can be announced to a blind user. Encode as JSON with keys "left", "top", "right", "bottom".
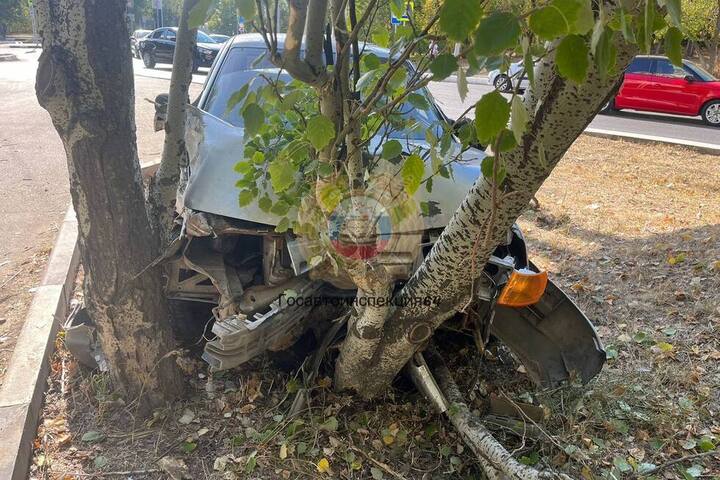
{"left": 372, "top": 30, "right": 390, "bottom": 48}
{"left": 401, "top": 154, "right": 424, "bottom": 195}
{"left": 320, "top": 416, "right": 339, "bottom": 432}
{"left": 619, "top": 9, "right": 636, "bottom": 43}
{"left": 274, "top": 218, "right": 290, "bottom": 233}
{"left": 234, "top": 160, "right": 253, "bottom": 175}
{"left": 225, "top": 84, "right": 250, "bottom": 114}
{"left": 474, "top": 90, "right": 510, "bottom": 144}
{"left": 529, "top": 6, "right": 568, "bottom": 40}
{"left": 236, "top": 0, "right": 257, "bottom": 21}
{"left": 474, "top": 12, "right": 521, "bottom": 57}
{"left": 430, "top": 54, "right": 458, "bottom": 80}
{"left": 362, "top": 53, "right": 381, "bottom": 70}
{"left": 238, "top": 189, "right": 255, "bottom": 207}
{"left": 270, "top": 200, "right": 290, "bottom": 216}
{"left": 640, "top": 0, "right": 656, "bottom": 53}
{"left": 382, "top": 140, "right": 403, "bottom": 159}
{"left": 496, "top": 129, "right": 516, "bottom": 152}
{"left": 613, "top": 456, "right": 632, "bottom": 473}
{"left": 457, "top": 66, "right": 468, "bottom": 102}
{"left": 258, "top": 196, "right": 272, "bottom": 212}
{"left": 439, "top": 0, "right": 482, "bottom": 41}
{"left": 268, "top": 159, "right": 296, "bottom": 193}
{"left": 697, "top": 436, "right": 716, "bottom": 452}
{"left": 306, "top": 115, "right": 335, "bottom": 150}
{"left": 665, "top": 27, "right": 683, "bottom": 66}
{"left": 481, "top": 156, "right": 506, "bottom": 183}
{"left": 81, "top": 431, "right": 105, "bottom": 443}
{"left": 242, "top": 103, "right": 265, "bottom": 137}
{"left": 556, "top": 34, "right": 589, "bottom": 83}
{"left": 93, "top": 455, "right": 109, "bottom": 469}
{"left": 407, "top": 93, "right": 430, "bottom": 110}
{"left": 593, "top": 28, "right": 617, "bottom": 79}
{"left": 529, "top": 0, "right": 592, "bottom": 40}
{"left": 188, "top": 0, "right": 214, "bottom": 28}
{"left": 181, "top": 441, "right": 197, "bottom": 453}
{"left": 510, "top": 96, "right": 529, "bottom": 144}
{"left": 658, "top": 0, "right": 681, "bottom": 27}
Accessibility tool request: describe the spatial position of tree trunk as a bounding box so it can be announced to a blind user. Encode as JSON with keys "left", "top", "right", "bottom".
{"left": 148, "top": 0, "right": 198, "bottom": 242}
{"left": 35, "top": 0, "right": 183, "bottom": 414}
{"left": 338, "top": 42, "right": 638, "bottom": 397}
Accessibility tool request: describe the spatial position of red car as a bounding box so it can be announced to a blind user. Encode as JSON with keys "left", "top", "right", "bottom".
{"left": 608, "top": 55, "right": 720, "bottom": 126}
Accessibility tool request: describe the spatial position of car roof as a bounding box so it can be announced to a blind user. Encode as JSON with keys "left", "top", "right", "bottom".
{"left": 229, "top": 33, "right": 391, "bottom": 59}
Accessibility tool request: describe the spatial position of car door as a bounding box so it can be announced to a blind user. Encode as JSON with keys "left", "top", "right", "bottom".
{"left": 157, "top": 29, "right": 177, "bottom": 63}
{"left": 651, "top": 59, "right": 705, "bottom": 115}
{"left": 615, "top": 57, "right": 657, "bottom": 110}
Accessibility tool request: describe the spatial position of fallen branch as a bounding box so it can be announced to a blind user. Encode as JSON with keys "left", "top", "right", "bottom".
{"left": 414, "top": 349, "right": 574, "bottom": 480}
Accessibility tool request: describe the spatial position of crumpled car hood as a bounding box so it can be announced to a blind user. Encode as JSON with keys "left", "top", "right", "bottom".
{"left": 181, "top": 106, "right": 486, "bottom": 232}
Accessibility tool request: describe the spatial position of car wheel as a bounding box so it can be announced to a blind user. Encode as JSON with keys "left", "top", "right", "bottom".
{"left": 142, "top": 51, "right": 156, "bottom": 68}
{"left": 493, "top": 74, "right": 512, "bottom": 92}
{"left": 701, "top": 100, "right": 720, "bottom": 126}
{"left": 603, "top": 98, "right": 618, "bottom": 113}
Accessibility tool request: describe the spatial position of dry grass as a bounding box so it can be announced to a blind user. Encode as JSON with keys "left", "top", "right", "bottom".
{"left": 30, "top": 136, "right": 720, "bottom": 479}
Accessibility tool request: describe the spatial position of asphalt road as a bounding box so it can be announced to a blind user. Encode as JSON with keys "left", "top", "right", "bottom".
{"left": 132, "top": 57, "right": 720, "bottom": 149}
{"left": 0, "top": 48, "right": 200, "bottom": 268}
{"left": 426, "top": 80, "right": 720, "bottom": 148}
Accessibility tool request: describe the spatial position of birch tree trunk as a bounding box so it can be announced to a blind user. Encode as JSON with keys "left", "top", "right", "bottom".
{"left": 148, "top": 0, "right": 198, "bottom": 242}
{"left": 338, "top": 42, "right": 638, "bottom": 397}
{"left": 35, "top": 0, "right": 183, "bottom": 413}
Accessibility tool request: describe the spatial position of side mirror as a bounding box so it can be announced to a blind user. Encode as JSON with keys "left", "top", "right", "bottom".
{"left": 684, "top": 74, "right": 695, "bottom": 82}
{"left": 153, "top": 93, "right": 169, "bottom": 132}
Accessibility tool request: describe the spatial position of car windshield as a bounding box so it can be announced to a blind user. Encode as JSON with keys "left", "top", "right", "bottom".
{"left": 203, "top": 46, "right": 443, "bottom": 140}
{"left": 197, "top": 31, "right": 215, "bottom": 43}
{"left": 684, "top": 61, "right": 718, "bottom": 82}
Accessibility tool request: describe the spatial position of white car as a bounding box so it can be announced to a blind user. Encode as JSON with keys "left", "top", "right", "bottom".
{"left": 487, "top": 61, "right": 529, "bottom": 92}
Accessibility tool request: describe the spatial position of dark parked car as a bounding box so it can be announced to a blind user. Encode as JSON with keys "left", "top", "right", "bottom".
{"left": 608, "top": 55, "right": 720, "bottom": 126}
{"left": 138, "top": 27, "right": 222, "bottom": 71}
{"left": 130, "top": 29, "right": 152, "bottom": 59}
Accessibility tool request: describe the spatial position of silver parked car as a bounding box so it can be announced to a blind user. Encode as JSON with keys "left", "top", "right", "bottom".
{"left": 487, "top": 61, "right": 529, "bottom": 92}
{"left": 155, "top": 34, "right": 604, "bottom": 387}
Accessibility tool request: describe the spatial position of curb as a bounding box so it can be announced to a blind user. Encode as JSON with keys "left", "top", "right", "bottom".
{"left": 0, "top": 207, "right": 79, "bottom": 480}
{"left": 0, "top": 53, "right": 18, "bottom": 62}
{"left": 583, "top": 127, "right": 720, "bottom": 155}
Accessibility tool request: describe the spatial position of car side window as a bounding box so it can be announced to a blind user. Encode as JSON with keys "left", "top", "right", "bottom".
{"left": 655, "top": 59, "right": 685, "bottom": 77}
{"left": 163, "top": 30, "right": 177, "bottom": 41}
{"left": 151, "top": 29, "right": 163, "bottom": 39}
{"left": 626, "top": 58, "right": 653, "bottom": 74}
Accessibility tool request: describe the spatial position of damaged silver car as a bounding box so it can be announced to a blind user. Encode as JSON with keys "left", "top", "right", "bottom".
{"left": 154, "top": 34, "right": 605, "bottom": 388}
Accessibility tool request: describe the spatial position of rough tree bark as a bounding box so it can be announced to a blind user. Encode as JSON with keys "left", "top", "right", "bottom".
{"left": 148, "top": 0, "right": 198, "bottom": 242}
{"left": 337, "top": 42, "right": 639, "bottom": 397}
{"left": 35, "top": 0, "right": 183, "bottom": 413}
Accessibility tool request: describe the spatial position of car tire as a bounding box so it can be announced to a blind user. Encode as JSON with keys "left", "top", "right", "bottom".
{"left": 603, "top": 98, "right": 618, "bottom": 113}
{"left": 142, "top": 51, "right": 156, "bottom": 69}
{"left": 700, "top": 100, "right": 720, "bottom": 126}
{"left": 493, "top": 74, "right": 512, "bottom": 92}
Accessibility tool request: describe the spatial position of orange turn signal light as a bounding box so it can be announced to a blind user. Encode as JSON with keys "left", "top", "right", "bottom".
{"left": 496, "top": 269, "right": 548, "bottom": 308}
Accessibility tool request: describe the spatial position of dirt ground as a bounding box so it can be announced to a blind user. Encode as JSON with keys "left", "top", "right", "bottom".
{"left": 29, "top": 136, "right": 720, "bottom": 479}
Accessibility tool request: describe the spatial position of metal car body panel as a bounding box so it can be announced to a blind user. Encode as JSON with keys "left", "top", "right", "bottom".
{"left": 182, "top": 105, "right": 485, "bottom": 232}
{"left": 492, "top": 279, "right": 605, "bottom": 387}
